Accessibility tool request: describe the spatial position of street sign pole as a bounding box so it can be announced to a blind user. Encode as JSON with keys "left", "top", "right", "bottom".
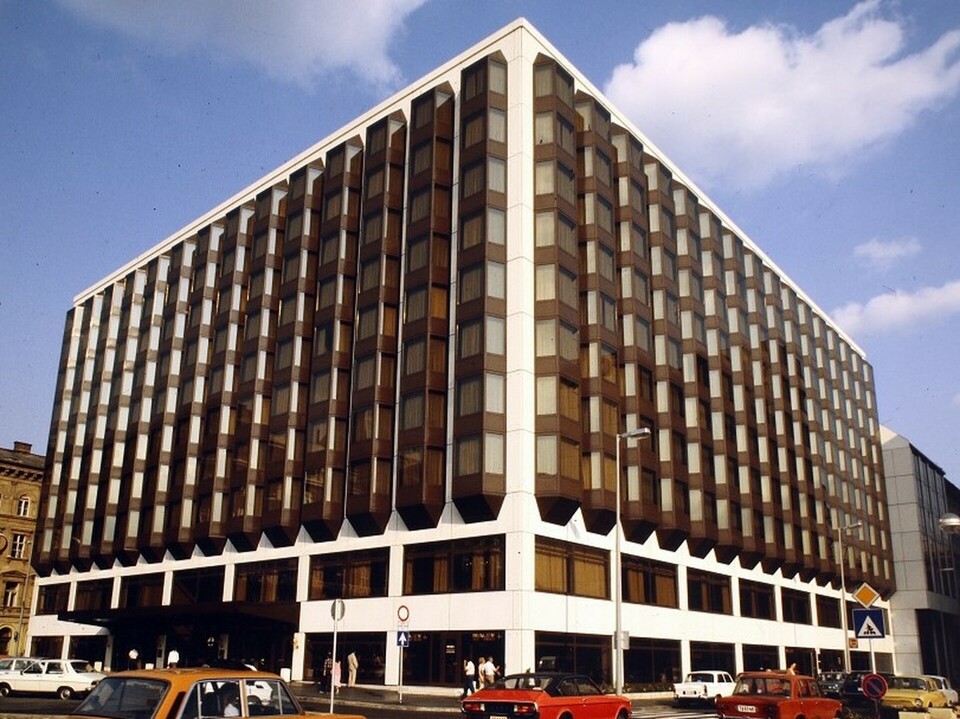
{"left": 397, "top": 605, "right": 410, "bottom": 705}
{"left": 330, "top": 599, "right": 346, "bottom": 714}
{"left": 399, "top": 643, "right": 404, "bottom": 705}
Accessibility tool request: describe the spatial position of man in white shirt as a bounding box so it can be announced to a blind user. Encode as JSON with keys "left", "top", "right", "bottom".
{"left": 462, "top": 658, "right": 477, "bottom": 696}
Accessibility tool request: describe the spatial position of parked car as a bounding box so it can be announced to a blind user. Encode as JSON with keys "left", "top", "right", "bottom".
{"left": 716, "top": 671, "right": 842, "bottom": 719}
{"left": 0, "top": 657, "right": 48, "bottom": 674}
{"left": 71, "top": 668, "right": 336, "bottom": 719}
{"left": 461, "top": 672, "right": 631, "bottom": 719}
{"left": 840, "top": 670, "right": 895, "bottom": 705}
{"left": 924, "top": 675, "right": 958, "bottom": 706}
{"left": 817, "top": 671, "right": 846, "bottom": 698}
{"left": 674, "top": 670, "right": 737, "bottom": 705}
{"left": 882, "top": 675, "right": 948, "bottom": 711}
{"left": 0, "top": 658, "right": 105, "bottom": 700}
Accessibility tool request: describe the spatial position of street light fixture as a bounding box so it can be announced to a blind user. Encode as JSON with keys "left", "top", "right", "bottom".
{"left": 837, "top": 520, "right": 862, "bottom": 673}
{"left": 614, "top": 426, "right": 652, "bottom": 696}
{"left": 939, "top": 513, "right": 960, "bottom": 533}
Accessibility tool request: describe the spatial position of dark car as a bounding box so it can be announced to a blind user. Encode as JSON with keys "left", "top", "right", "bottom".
{"left": 840, "top": 670, "right": 895, "bottom": 705}
{"left": 461, "top": 672, "right": 631, "bottom": 719}
{"left": 818, "top": 672, "right": 846, "bottom": 698}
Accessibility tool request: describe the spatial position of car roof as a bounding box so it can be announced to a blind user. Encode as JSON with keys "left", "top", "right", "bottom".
{"left": 105, "top": 668, "right": 285, "bottom": 681}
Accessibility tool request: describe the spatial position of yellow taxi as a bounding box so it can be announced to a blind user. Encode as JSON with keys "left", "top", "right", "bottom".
{"left": 70, "top": 668, "right": 364, "bottom": 719}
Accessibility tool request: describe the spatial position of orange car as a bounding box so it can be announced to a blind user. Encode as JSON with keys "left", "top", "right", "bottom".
{"left": 461, "top": 672, "right": 631, "bottom": 719}
{"left": 70, "top": 668, "right": 364, "bottom": 719}
{"left": 716, "top": 671, "right": 841, "bottom": 719}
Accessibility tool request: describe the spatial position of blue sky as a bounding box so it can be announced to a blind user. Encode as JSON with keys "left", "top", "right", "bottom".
{"left": 1, "top": 0, "right": 959, "bottom": 484}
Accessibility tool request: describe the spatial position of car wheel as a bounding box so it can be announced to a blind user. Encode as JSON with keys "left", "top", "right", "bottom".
{"left": 58, "top": 687, "right": 74, "bottom": 700}
{"left": 248, "top": 695, "right": 262, "bottom": 706}
{"left": 616, "top": 710, "right": 630, "bottom": 719}
{"left": 0, "top": 684, "right": 10, "bottom": 697}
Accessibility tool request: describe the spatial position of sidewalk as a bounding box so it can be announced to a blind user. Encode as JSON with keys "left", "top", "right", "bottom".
{"left": 292, "top": 682, "right": 462, "bottom": 714}
{"left": 290, "top": 681, "right": 674, "bottom": 714}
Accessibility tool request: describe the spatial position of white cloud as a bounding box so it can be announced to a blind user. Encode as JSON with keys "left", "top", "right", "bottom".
{"left": 853, "top": 237, "right": 922, "bottom": 270}
{"left": 603, "top": 1, "right": 960, "bottom": 189}
{"left": 58, "top": 0, "right": 427, "bottom": 88}
{"left": 831, "top": 279, "right": 960, "bottom": 336}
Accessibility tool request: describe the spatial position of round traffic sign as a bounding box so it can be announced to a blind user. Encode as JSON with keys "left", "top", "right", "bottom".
{"left": 397, "top": 604, "right": 410, "bottom": 622}
{"left": 331, "top": 598, "right": 346, "bottom": 621}
{"left": 862, "top": 673, "right": 888, "bottom": 700}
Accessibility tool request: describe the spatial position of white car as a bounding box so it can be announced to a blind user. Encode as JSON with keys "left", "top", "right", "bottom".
{"left": 925, "top": 675, "right": 958, "bottom": 706}
{"left": 0, "top": 658, "right": 105, "bottom": 700}
{"left": 674, "top": 670, "right": 737, "bottom": 705}
{"left": 0, "top": 657, "right": 48, "bottom": 674}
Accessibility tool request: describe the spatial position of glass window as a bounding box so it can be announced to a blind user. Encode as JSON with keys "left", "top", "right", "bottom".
{"left": 403, "top": 535, "right": 505, "bottom": 594}
{"left": 405, "top": 287, "right": 427, "bottom": 323}
{"left": 487, "top": 208, "right": 505, "bottom": 245}
{"left": 486, "top": 316, "right": 505, "bottom": 355}
{"left": 535, "top": 112, "right": 553, "bottom": 145}
{"left": 460, "top": 264, "right": 484, "bottom": 303}
{"left": 488, "top": 157, "right": 506, "bottom": 194}
{"left": 535, "top": 536, "right": 608, "bottom": 599}
{"left": 308, "top": 548, "right": 389, "bottom": 599}
{"left": 489, "top": 108, "right": 506, "bottom": 143}
{"left": 687, "top": 568, "right": 732, "bottom": 615}
{"left": 622, "top": 555, "right": 678, "bottom": 607}
{"left": 458, "top": 319, "right": 482, "bottom": 359}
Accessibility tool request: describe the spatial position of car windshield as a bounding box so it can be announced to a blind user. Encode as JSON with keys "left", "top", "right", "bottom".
{"left": 74, "top": 676, "right": 169, "bottom": 719}
{"left": 497, "top": 674, "right": 556, "bottom": 692}
{"left": 733, "top": 676, "right": 791, "bottom": 697}
{"left": 687, "top": 673, "right": 713, "bottom": 682}
{"left": 69, "top": 661, "right": 96, "bottom": 673}
{"left": 891, "top": 677, "right": 927, "bottom": 691}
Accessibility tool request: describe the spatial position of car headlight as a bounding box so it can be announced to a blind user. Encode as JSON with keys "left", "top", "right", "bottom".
{"left": 913, "top": 699, "right": 922, "bottom": 707}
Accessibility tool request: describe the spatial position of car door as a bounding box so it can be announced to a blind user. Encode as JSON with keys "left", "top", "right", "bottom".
{"left": 575, "top": 676, "right": 616, "bottom": 719}
{"left": 19, "top": 661, "right": 46, "bottom": 693}
{"left": 42, "top": 660, "right": 67, "bottom": 694}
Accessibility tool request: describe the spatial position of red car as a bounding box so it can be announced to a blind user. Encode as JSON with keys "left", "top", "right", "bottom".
{"left": 716, "top": 672, "right": 842, "bottom": 719}
{"left": 461, "top": 672, "right": 631, "bottom": 719}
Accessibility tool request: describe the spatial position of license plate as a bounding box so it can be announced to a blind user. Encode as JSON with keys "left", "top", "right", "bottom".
{"left": 737, "top": 705, "right": 757, "bottom": 713}
{"left": 490, "top": 715, "right": 508, "bottom": 719}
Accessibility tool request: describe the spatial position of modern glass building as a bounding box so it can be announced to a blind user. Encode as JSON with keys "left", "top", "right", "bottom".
{"left": 31, "top": 19, "right": 895, "bottom": 685}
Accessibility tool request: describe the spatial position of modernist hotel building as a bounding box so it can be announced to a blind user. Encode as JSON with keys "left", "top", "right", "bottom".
{"left": 31, "top": 20, "right": 896, "bottom": 685}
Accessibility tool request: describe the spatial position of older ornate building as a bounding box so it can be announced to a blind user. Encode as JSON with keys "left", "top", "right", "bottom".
{"left": 33, "top": 19, "right": 894, "bottom": 683}
{"left": 0, "top": 441, "right": 43, "bottom": 656}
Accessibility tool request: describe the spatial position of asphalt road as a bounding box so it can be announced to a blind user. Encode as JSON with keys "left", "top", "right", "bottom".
{"left": 0, "top": 694, "right": 82, "bottom": 715}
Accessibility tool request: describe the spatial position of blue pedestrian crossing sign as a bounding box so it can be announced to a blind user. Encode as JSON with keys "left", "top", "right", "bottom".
{"left": 397, "top": 630, "right": 411, "bottom": 647}
{"left": 853, "top": 608, "right": 885, "bottom": 639}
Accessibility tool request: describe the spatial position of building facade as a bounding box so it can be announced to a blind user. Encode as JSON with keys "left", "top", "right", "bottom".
{"left": 32, "top": 20, "right": 896, "bottom": 684}
{"left": 881, "top": 426, "right": 959, "bottom": 681}
{"left": 0, "top": 441, "right": 44, "bottom": 656}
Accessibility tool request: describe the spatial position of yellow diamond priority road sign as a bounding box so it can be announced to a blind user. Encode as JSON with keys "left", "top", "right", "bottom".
{"left": 853, "top": 582, "right": 880, "bottom": 608}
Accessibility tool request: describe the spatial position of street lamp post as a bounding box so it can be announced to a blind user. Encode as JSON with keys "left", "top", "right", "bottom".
{"left": 837, "top": 520, "right": 862, "bottom": 673}
{"left": 16, "top": 568, "right": 32, "bottom": 656}
{"left": 614, "top": 426, "right": 652, "bottom": 696}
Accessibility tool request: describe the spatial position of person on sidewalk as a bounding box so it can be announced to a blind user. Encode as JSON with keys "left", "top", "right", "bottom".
{"left": 347, "top": 651, "right": 359, "bottom": 686}
{"left": 481, "top": 656, "right": 499, "bottom": 688}
{"left": 462, "top": 657, "right": 477, "bottom": 697}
